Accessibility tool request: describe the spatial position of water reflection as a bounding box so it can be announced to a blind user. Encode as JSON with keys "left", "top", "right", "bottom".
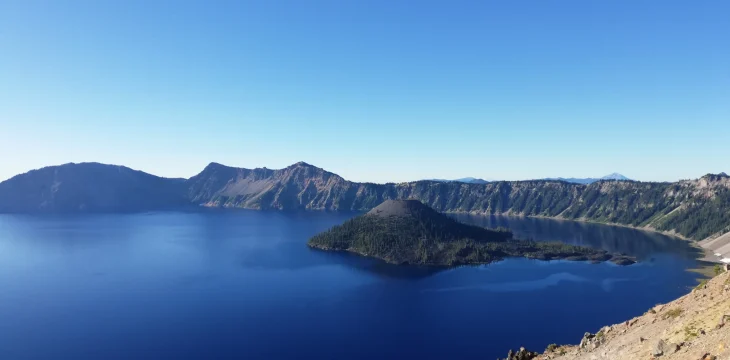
{"left": 453, "top": 214, "right": 701, "bottom": 261}
{"left": 423, "top": 272, "right": 590, "bottom": 293}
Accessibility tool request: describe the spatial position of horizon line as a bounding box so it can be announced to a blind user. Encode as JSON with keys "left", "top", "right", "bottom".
{"left": 2, "top": 160, "right": 725, "bottom": 185}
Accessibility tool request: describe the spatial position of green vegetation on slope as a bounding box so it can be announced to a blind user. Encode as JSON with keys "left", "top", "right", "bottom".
{"left": 653, "top": 187, "right": 730, "bottom": 240}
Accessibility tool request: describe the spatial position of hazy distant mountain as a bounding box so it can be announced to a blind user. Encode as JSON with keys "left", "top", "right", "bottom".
{"left": 454, "top": 177, "right": 490, "bottom": 184}
{"left": 0, "top": 163, "right": 188, "bottom": 213}
{"left": 544, "top": 173, "right": 632, "bottom": 184}
{"left": 425, "top": 177, "right": 490, "bottom": 184}
{"left": 1, "top": 162, "right": 729, "bottom": 241}
{"left": 430, "top": 174, "right": 630, "bottom": 185}
{"left": 600, "top": 173, "right": 631, "bottom": 181}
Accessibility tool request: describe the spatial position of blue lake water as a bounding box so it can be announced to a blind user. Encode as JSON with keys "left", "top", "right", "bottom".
{"left": 0, "top": 211, "right": 701, "bottom": 359}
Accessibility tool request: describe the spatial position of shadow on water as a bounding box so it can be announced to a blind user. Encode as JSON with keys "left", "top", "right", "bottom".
{"left": 307, "top": 249, "right": 446, "bottom": 279}
{"left": 188, "top": 208, "right": 442, "bottom": 279}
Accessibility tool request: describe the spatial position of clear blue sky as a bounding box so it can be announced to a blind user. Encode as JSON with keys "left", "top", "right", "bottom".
{"left": 1, "top": 0, "right": 728, "bottom": 183}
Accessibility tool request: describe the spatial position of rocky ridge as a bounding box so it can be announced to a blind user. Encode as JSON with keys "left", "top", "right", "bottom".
{"left": 186, "top": 163, "right": 730, "bottom": 242}
{"left": 1, "top": 162, "right": 729, "bottom": 243}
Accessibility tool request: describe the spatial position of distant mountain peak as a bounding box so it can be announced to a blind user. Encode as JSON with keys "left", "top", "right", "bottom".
{"left": 424, "top": 177, "right": 490, "bottom": 184}
{"left": 291, "top": 161, "right": 314, "bottom": 168}
{"left": 201, "top": 161, "right": 322, "bottom": 173}
{"left": 204, "top": 162, "right": 228, "bottom": 169}
{"left": 543, "top": 173, "right": 631, "bottom": 184}
{"left": 601, "top": 173, "right": 630, "bottom": 181}
{"left": 453, "top": 177, "right": 490, "bottom": 184}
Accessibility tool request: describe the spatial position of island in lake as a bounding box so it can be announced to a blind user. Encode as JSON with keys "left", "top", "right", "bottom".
{"left": 308, "top": 199, "right": 635, "bottom": 266}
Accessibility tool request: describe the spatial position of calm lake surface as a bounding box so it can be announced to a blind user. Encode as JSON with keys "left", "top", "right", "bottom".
{"left": 0, "top": 211, "right": 701, "bottom": 359}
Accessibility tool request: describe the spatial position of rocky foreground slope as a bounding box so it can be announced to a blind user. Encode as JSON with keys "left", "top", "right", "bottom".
{"left": 501, "top": 268, "right": 730, "bottom": 360}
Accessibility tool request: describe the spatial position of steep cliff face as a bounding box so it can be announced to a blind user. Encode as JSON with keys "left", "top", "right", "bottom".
{"left": 185, "top": 162, "right": 276, "bottom": 206}
{"left": 185, "top": 162, "right": 379, "bottom": 210}
{"left": 2, "top": 161, "right": 728, "bottom": 241}
{"left": 0, "top": 163, "right": 188, "bottom": 213}
{"left": 650, "top": 175, "right": 730, "bottom": 240}
{"left": 393, "top": 180, "right": 582, "bottom": 216}
{"left": 185, "top": 163, "right": 583, "bottom": 214}
{"left": 186, "top": 164, "right": 730, "bottom": 240}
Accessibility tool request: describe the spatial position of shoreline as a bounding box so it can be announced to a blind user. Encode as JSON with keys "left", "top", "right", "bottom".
{"left": 443, "top": 210, "right": 727, "bottom": 266}
{"left": 202, "top": 203, "right": 701, "bottom": 243}
{"left": 198, "top": 204, "right": 699, "bottom": 242}
{"left": 307, "top": 242, "right": 637, "bottom": 267}
{"left": 687, "top": 258, "right": 720, "bottom": 280}
{"left": 201, "top": 203, "right": 719, "bottom": 269}
{"left": 198, "top": 203, "right": 723, "bottom": 256}
{"left": 446, "top": 210, "right": 693, "bottom": 241}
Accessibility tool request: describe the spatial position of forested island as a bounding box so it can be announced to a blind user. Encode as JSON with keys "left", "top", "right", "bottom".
{"left": 308, "top": 200, "right": 635, "bottom": 266}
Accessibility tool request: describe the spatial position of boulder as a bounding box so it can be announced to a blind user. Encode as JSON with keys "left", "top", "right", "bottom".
{"left": 579, "top": 331, "right": 605, "bottom": 351}
{"left": 653, "top": 340, "right": 665, "bottom": 357}
{"left": 717, "top": 314, "right": 730, "bottom": 329}
{"left": 580, "top": 332, "right": 595, "bottom": 348}
{"left": 653, "top": 339, "right": 679, "bottom": 357}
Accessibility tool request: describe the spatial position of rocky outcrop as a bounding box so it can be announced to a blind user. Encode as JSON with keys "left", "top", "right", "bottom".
{"left": 578, "top": 331, "right": 605, "bottom": 351}
{"left": 652, "top": 339, "right": 679, "bottom": 357}
{"left": 501, "top": 347, "right": 540, "bottom": 360}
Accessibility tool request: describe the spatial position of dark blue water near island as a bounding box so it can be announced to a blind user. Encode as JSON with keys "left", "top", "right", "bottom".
{"left": 0, "top": 211, "right": 701, "bottom": 359}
